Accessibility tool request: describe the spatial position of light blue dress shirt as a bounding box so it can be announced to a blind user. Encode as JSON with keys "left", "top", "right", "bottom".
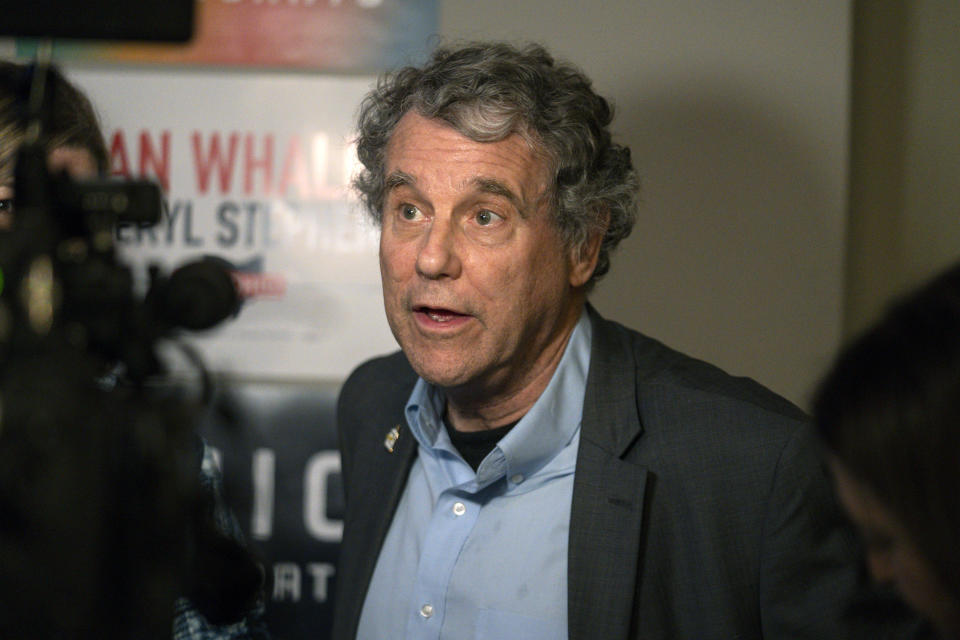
{"left": 356, "top": 309, "right": 592, "bottom": 640}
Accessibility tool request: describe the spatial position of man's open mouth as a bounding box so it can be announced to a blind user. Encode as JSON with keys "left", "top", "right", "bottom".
{"left": 415, "top": 306, "right": 467, "bottom": 323}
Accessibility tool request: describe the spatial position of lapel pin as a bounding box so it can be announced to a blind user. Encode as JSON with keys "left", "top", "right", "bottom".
{"left": 384, "top": 424, "right": 401, "bottom": 453}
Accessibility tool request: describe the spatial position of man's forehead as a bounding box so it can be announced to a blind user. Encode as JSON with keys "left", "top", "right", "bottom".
{"left": 384, "top": 113, "right": 552, "bottom": 205}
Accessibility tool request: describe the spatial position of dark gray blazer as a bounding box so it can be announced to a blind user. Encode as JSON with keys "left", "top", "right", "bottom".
{"left": 332, "top": 307, "right": 923, "bottom": 639}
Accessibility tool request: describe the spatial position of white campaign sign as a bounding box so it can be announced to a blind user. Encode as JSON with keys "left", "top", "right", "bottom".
{"left": 68, "top": 66, "right": 397, "bottom": 380}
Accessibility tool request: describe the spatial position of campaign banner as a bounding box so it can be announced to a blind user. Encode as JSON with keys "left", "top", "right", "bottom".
{"left": 69, "top": 67, "right": 398, "bottom": 380}
{"left": 17, "top": 0, "right": 438, "bottom": 72}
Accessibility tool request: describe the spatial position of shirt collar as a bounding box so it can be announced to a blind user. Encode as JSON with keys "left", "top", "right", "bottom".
{"left": 405, "top": 306, "right": 592, "bottom": 488}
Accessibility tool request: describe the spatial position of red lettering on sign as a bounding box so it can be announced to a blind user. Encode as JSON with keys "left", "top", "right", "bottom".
{"left": 244, "top": 133, "right": 275, "bottom": 196}
{"left": 193, "top": 131, "right": 240, "bottom": 195}
{"left": 109, "top": 130, "right": 130, "bottom": 178}
{"left": 109, "top": 129, "right": 172, "bottom": 193}
{"left": 139, "top": 131, "right": 171, "bottom": 192}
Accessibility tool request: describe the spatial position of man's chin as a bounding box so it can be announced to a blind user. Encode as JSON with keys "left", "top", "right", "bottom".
{"left": 406, "top": 353, "right": 477, "bottom": 391}
{"left": 413, "top": 367, "right": 472, "bottom": 390}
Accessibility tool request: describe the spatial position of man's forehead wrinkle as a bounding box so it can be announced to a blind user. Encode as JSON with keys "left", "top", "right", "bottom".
{"left": 385, "top": 165, "right": 535, "bottom": 208}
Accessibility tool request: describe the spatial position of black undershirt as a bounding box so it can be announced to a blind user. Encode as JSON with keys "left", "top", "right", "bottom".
{"left": 445, "top": 421, "right": 517, "bottom": 472}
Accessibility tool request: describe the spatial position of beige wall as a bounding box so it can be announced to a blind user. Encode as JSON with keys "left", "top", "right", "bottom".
{"left": 846, "top": 0, "right": 960, "bottom": 337}
{"left": 441, "top": 1, "right": 852, "bottom": 407}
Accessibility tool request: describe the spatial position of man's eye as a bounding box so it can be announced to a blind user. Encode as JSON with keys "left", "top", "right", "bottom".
{"left": 400, "top": 204, "right": 421, "bottom": 220}
{"left": 0, "top": 199, "right": 13, "bottom": 212}
{"left": 475, "top": 210, "right": 502, "bottom": 226}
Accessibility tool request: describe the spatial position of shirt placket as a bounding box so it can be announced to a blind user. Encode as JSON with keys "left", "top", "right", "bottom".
{"left": 404, "top": 481, "right": 481, "bottom": 639}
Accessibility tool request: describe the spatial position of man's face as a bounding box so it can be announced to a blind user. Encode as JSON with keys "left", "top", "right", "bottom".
{"left": 379, "top": 112, "right": 594, "bottom": 400}
{"left": 830, "top": 459, "right": 960, "bottom": 637}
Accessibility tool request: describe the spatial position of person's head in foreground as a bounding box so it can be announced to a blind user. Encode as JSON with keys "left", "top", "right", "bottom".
{"left": 352, "top": 41, "right": 638, "bottom": 423}
{"left": 0, "top": 60, "right": 108, "bottom": 230}
{"left": 814, "top": 261, "right": 960, "bottom": 638}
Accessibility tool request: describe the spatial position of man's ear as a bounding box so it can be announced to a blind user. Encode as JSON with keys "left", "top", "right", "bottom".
{"left": 568, "top": 209, "right": 609, "bottom": 288}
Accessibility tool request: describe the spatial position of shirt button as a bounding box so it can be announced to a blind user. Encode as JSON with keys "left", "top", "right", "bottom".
{"left": 452, "top": 502, "right": 466, "bottom": 516}
{"left": 420, "top": 604, "right": 434, "bottom": 618}
{"left": 511, "top": 473, "right": 524, "bottom": 484}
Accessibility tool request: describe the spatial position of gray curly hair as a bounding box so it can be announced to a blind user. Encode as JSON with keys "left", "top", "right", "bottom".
{"left": 353, "top": 41, "right": 639, "bottom": 287}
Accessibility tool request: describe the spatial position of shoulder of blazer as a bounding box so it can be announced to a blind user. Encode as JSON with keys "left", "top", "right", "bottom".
{"left": 587, "top": 305, "right": 807, "bottom": 422}
{"left": 336, "top": 350, "right": 417, "bottom": 483}
{"left": 338, "top": 351, "right": 417, "bottom": 432}
{"left": 340, "top": 350, "right": 416, "bottom": 403}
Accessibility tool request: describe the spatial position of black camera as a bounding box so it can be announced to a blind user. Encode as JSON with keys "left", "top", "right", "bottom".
{"left": 0, "top": 59, "right": 251, "bottom": 639}
{"left": 2, "top": 139, "right": 240, "bottom": 380}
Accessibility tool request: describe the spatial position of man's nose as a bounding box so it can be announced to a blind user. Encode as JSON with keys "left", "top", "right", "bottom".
{"left": 415, "top": 217, "right": 461, "bottom": 279}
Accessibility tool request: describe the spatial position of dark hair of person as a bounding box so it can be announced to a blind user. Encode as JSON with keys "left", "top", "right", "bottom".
{"left": 813, "top": 261, "right": 960, "bottom": 601}
{"left": 353, "top": 41, "right": 640, "bottom": 288}
{"left": 0, "top": 60, "right": 109, "bottom": 177}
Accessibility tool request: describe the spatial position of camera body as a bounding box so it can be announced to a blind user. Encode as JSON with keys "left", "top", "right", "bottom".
{"left": 0, "top": 77, "right": 243, "bottom": 637}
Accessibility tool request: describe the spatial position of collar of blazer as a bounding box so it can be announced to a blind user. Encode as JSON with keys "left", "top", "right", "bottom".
{"left": 581, "top": 303, "right": 646, "bottom": 456}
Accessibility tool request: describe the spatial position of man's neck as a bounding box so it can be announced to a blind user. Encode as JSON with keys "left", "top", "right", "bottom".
{"left": 443, "top": 305, "right": 583, "bottom": 432}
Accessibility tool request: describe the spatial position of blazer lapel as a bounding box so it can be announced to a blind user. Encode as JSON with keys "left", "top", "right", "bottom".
{"left": 568, "top": 306, "right": 649, "bottom": 640}
{"left": 333, "top": 413, "right": 417, "bottom": 640}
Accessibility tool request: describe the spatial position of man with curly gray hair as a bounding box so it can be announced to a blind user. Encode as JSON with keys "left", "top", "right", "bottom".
{"left": 334, "top": 42, "right": 920, "bottom": 640}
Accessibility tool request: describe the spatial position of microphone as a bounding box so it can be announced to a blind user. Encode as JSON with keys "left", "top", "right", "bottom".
{"left": 156, "top": 257, "right": 242, "bottom": 332}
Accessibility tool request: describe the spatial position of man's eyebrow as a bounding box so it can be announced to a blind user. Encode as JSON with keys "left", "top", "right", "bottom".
{"left": 384, "top": 171, "right": 537, "bottom": 217}
{"left": 384, "top": 170, "right": 415, "bottom": 191}
{"left": 472, "top": 177, "right": 528, "bottom": 216}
